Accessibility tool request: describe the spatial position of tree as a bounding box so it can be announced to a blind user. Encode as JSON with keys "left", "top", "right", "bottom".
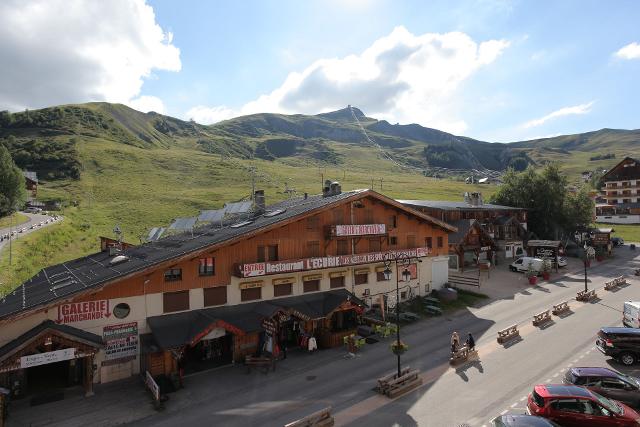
{"left": 490, "top": 164, "right": 593, "bottom": 239}
{"left": 0, "top": 144, "right": 26, "bottom": 217}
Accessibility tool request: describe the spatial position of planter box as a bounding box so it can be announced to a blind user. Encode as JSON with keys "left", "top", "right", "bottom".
{"left": 542, "top": 272, "right": 550, "bottom": 280}
{"left": 528, "top": 276, "right": 538, "bottom": 285}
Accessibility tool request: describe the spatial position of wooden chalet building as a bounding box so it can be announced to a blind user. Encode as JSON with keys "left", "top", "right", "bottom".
{"left": 597, "top": 157, "right": 640, "bottom": 224}
{"left": 22, "top": 170, "right": 38, "bottom": 199}
{"left": 399, "top": 192, "right": 528, "bottom": 270}
{"left": 0, "top": 186, "right": 455, "bottom": 399}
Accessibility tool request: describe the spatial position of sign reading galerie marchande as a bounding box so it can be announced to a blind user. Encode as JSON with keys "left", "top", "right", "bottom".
{"left": 238, "top": 247, "right": 431, "bottom": 278}
{"left": 57, "top": 300, "right": 111, "bottom": 324}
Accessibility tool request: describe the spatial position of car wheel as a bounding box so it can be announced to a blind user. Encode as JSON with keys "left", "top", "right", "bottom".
{"left": 619, "top": 352, "right": 636, "bottom": 366}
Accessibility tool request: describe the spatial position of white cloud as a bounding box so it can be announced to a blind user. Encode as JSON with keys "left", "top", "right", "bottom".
{"left": 0, "top": 0, "right": 180, "bottom": 111}
{"left": 614, "top": 42, "right": 640, "bottom": 60}
{"left": 128, "top": 96, "right": 166, "bottom": 114}
{"left": 523, "top": 101, "right": 595, "bottom": 129}
{"left": 187, "top": 26, "right": 509, "bottom": 134}
{"left": 185, "top": 105, "right": 238, "bottom": 124}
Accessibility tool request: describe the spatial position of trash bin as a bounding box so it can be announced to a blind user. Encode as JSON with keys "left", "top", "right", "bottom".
{"left": 631, "top": 244, "right": 636, "bottom": 251}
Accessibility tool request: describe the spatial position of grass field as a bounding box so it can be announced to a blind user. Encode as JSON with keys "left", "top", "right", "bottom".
{"left": 0, "top": 138, "right": 495, "bottom": 295}
{"left": 596, "top": 223, "right": 640, "bottom": 244}
{"left": 0, "top": 212, "right": 29, "bottom": 229}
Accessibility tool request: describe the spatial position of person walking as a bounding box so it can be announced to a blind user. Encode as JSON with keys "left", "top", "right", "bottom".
{"left": 466, "top": 332, "right": 475, "bottom": 351}
{"left": 451, "top": 331, "right": 460, "bottom": 353}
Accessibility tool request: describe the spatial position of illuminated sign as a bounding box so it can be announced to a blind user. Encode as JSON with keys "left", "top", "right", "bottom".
{"left": 335, "top": 224, "right": 386, "bottom": 237}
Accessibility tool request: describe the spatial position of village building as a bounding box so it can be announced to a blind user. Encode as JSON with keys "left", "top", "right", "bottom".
{"left": 0, "top": 186, "right": 455, "bottom": 399}
{"left": 597, "top": 157, "right": 640, "bottom": 224}
{"left": 22, "top": 170, "right": 37, "bottom": 199}
{"left": 398, "top": 192, "right": 528, "bottom": 270}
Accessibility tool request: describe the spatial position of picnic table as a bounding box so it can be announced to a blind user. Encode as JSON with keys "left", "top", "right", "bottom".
{"left": 399, "top": 312, "right": 420, "bottom": 322}
{"left": 424, "top": 305, "right": 443, "bottom": 316}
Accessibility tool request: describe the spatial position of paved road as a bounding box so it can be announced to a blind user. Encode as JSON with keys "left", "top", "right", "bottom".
{"left": 0, "top": 212, "right": 61, "bottom": 255}
{"left": 124, "top": 248, "right": 640, "bottom": 427}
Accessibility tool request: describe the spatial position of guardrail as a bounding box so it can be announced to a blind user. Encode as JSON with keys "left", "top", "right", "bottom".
{"left": 376, "top": 368, "right": 422, "bottom": 398}
{"left": 284, "top": 407, "right": 334, "bottom": 427}
{"left": 532, "top": 310, "right": 552, "bottom": 326}
{"left": 576, "top": 289, "right": 597, "bottom": 302}
{"left": 552, "top": 301, "right": 570, "bottom": 315}
{"left": 497, "top": 325, "right": 520, "bottom": 344}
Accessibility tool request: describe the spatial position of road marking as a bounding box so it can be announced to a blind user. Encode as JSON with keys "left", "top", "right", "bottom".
{"left": 500, "top": 410, "right": 508, "bottom": 415}
{"left": 571, "top": 359, "right": 578, "bottom": 363}
{"left": 520, "top": 396, "right": 527, "bottom": 402}
{"left": 511, "top": 402, "right": 518, "bottom": 408}
{"left": 545, "top": 378, "right": 552, "bottom": 382}
{"left": 578, "top": 355, "right": 584, "bottom": 359}
{"left": 552, "top": 373, "right": 559, "bottom": 378}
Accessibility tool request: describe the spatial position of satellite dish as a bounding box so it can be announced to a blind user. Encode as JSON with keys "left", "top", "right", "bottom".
{"left": 113, "top": 225, "right": 122, "bottom": 234}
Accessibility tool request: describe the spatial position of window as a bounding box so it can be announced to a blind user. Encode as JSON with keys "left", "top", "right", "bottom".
{"left": 551, "top": 399, "right": 582, "bottom": 413}
{"left": 368, "top": 238, "right": 381, "bottom": 252}
{"left": 241, "top": 287, "right": 261, "bottom": 302}
{"left": 163, "top": 291, "right": 189, "bottom": 313}
{"left": 303, "top": 279, "right": 320, "bottom": 293}
{"left": 425, "top": 237, "right": 432, "bottom": 248}
{"left": 401, "top": 291, "right": 407, "bottom": 300}
{"left": 437, "top": 236, "right": 444, "bottom": 248}
{"left": 307, "top": 241, "right": 320, "bottom": 257}
{"left": 390, "top": 236, "right": 397, "bottom": 245}
{"left": 204, "top": 287, "right": 227, "bottom": 306}
{"left": 377, "top": 271, "right": 390, "bottom": 281}
{"left": 355, "top": 272, "right": 368, "bottom": 285}
{"left": 388, "top": 215, "right": 397, "bottom": 229}
{"left": 164, "top": 268, "right": 182, "bottom": 282}
{"left": 601, "top": 378, "right": 629, "bottom": 390}
{"left": 268, "top": 245, "right": 278, "bottom": 261}
{"left": 337, "top": 239, "right": 349, "bottom": 255}
{"left": 257, "top": 246, "right": 265, "bottom": 262}
{"left": 113, "top": 303, "right": 130, "bottom": 319}
{"left": 407, "top": 235, "right": 416, "bottom": 248}
{"left": 306, "top": 215, "right": 320, "bottom": 231}
{"left": 330, "top": 276, "right": 345, "bottom": 288}
{"left": 274, "top": 283, "right": 293, "bottom": 297}
{"left": 198, "top": 257, "right": 215, "bottom": 276}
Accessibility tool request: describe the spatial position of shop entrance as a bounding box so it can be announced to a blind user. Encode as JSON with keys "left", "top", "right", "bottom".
{"left": 26, "top": 359, "right": 83, "bottom": 395}
{"left": 183, "top": 334, "right": 232, "bottom": 374}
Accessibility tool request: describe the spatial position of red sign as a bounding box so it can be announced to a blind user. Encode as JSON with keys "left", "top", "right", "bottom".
{"left": 239, "top": 247, "right": 431, "bottom": 278}
{"left": 335, "top": 224, "right": 386, "bottom": 237}
{"left": 56, "top": 300, "right": 111, "bottom": 324}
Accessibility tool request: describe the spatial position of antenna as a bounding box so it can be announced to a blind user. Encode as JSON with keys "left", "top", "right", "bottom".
{"left": 113, "top": 224, "right": 123, "bottom": 252}
{"left": 249, "top": 166, "right": 257, "bottom": 201}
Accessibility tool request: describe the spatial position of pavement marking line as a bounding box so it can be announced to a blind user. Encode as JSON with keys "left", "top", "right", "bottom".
{"left": 520, "top": 396, "right": 527, "bottom": 402}
{"left": 510, "top": 403, "right": 518, "bottom": 408}
{"left": 333, "top": 277, "right": 621, "bottom": 426}
{"left": 552, "top": 373, "right": 559, "bottom": 378}
{"left": 545, "top": 378, "right": 552, "bottom": 382}
{"left": 500, "top": 410, "right": 508, "bottom": 415}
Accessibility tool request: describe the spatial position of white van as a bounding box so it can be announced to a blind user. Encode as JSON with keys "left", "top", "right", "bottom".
{"left": 623, "top": 301, "right": 640, "bottom": 328}
{"left": 509, "top": 257, "right": 544, "bottom": 273}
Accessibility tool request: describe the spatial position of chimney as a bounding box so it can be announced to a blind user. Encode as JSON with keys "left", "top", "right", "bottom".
{"left": 323, "top": 179, "right": 332, "bottom": 197}
{"left": 468, "top": 192, "right": 483, "bottom": 206}
{"left": 254, "top": 190, "right": 265, "bottom": 213}
{"left": 330, "top": 181, "right": 341, "bottom": 196}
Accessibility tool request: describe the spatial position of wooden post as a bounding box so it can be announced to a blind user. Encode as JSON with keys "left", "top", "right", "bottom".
{"left": 84, "top": 355, "right": 94, "bottom": 397}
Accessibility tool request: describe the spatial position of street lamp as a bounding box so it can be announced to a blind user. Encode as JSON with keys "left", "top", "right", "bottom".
{"left": 582, "top": 242, "right": 595, "bottom": 293}
{"left": 383, "top": 253, "right": 412, "bottom": 378}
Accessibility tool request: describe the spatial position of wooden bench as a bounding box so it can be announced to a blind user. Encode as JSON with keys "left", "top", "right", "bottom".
{"left": 532, "top": 310, "right": 552, "bottom": 326}
{"left": 423, "top": 297, "right": 440, "bottom": 306}
{"left": 424, "top": 305, "right": 443, "bottom": 316}
{"left": 449, "top": 345, "right": 477, "bottom": 365}
{"left": 284, "top": 407, "right": 334, "bottom": 427}
{"left": 245, "top": 356, "right": 275, "bottom": 374}
{"left": 384, "top": 369, "right": 423, "bottom": 398}
{"left": 399, "top": 312, "right": 420, "bottom": 322}
{"left": 376, "top": 367, "right": 411, "bottom": 395}
{"left": 552, "top": 301, "right": 570, "bottom": 315}
{"left": 576, "top": 289, "right": 597, "bottom": 302}
{"left": 497, "top": 325, "right": 519, "bottom": 344}
{"left": 604, "top": 280, "right": 616, "bottom": 291}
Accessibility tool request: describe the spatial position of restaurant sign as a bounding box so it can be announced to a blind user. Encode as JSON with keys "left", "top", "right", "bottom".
{"left": 103, "top": 322, "right": 138, "bottom": 364}
{"left": 57, "top": 300, "right": 111, "bottom": 324}
{"left": 335, "top": 224, "right": 386, "bottom": 237}
{"left": 238, "top": 247, "right": 431, "bottom": 278}
{"left": 21, "top": 348, "right": 76, "bottom": 369}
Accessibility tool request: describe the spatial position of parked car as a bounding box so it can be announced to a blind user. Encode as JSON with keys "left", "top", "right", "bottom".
{"left": 624, "top": 302, "right": 640, "bottom": 328}
{"left": 563, "top": 367, "right": 640, "bottom": 409}
{"left": 24, "top": 207, "right": 42, "bottom": 213}
{"left": 492, "top": 414, "right": 561, "bottom": 426}
{"left": 612, "top": 237, "right": 625, "bottom": 246}
{"left": 527, "top": 384, "right": 640, "bottom": 426}
{"left": 597, "top": 327, "right": 640, "bottom": 366}
{"left": 556, "top": 257, "right": 567, "bottom": 267}
{"left": 510, "top": 257, "right": 544, "bottom": 273}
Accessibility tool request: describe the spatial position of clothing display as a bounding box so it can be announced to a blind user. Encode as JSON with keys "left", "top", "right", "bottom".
{"left": 308, "top": 337, "right": 317, "bottom": 352}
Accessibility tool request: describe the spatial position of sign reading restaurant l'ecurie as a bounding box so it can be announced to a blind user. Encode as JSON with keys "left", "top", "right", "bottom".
{"left": 335, "top": 224, "right": 386, "bottom": 236}
{"left": 239, "top": 247, "right": 431, "bottom": 278}
{"left": 57, "top": 300, "right": 111, "bottom": 324}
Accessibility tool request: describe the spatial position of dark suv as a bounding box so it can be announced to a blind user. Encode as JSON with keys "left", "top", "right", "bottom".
{"left": 597, "top": 327, "right": 640, "bottom": 366}
{"left": 564, "top": 367, "right": 640, "bottom": 409}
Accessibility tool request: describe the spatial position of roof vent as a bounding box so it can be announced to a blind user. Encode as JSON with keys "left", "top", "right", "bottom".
{"left": 323, "top": 179, "right": 332, "bottom": 197}
{"left": 109, "top": 255, "right": 130, "bottom": 266}
{"left": 264, "top": 209, "right": 286, "bottom": 217}
{"left": 230, "top": 220, "right": 253, "bottom": 228}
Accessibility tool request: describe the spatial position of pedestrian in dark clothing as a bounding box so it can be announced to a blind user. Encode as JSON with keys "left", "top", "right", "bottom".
{"left": 280, "top": 338, "right": 287, "bottom": 360}
{"left": 466, "top": 333, "right": 475, "bottom": 351}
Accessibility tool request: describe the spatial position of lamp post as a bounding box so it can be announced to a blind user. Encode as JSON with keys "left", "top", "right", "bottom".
{"left": 383, "top": 253, "right": 411, "bottom": 378}
{"left": 583, "top": 242, "right": 595, "bottom": 293}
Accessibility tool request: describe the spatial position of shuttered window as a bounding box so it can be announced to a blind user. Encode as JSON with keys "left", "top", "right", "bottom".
{"left": 241, "top": 287, "right": 261, "bottom": 302}
{"left": 257, "top": 246, "right": 265, "bottom": 262}
{"left": 203, "top": 287, "right": 227, "bottom": 307}
{"left": 164, "top": 268, "right": 182, "bottom": 282}
{"left": 163, "top": 291, "right": 189, "bottom": 313}
{"left": 377, "top": 271, "right": 390, "bottom": 281}
{"left": 274, "top": 283, "right": 292, "bottom": 297}
{"left": 303, "top": 279, "right": 320, "bottom": 293}
{"left": 355, "top": 272, "right": 368, "bottom": 285}
{"left": 198, "top": 257, "right": 215, "bottom": 276}
{"left": 330, "top": 276, "right": 345, "bottom": 288}
{"left": 268, "top": 245, "right": 279, "bottom": 261}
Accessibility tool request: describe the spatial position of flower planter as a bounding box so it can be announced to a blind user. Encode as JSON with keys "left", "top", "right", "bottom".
{"left": 542, "top": 272, "right": 550, "bottom": 280}
{"left": 390, "top": 340, "right": 408, "bottom": 355}
{"left": 528, "top": 276, "right": 538, "bottom": 285}
{"left": 596, "top": 256, "right": 604, "bottom": 262}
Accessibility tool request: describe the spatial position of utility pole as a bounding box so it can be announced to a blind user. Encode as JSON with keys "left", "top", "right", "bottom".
{"left": 9, "top": 213, "right": 13, "bottom": 265}
{"left": 380, "top": 177, "right": 384, "bottom": 192}
{"left": 249, "top": 166, "right": 257, "bottom": 201}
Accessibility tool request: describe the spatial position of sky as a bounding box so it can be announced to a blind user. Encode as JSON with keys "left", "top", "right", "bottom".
{"left": 0, "top": 0, "right": 638, "bottom": 142}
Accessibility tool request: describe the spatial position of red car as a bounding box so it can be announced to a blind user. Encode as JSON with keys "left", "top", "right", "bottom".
{"left": 527, "top": 384, "right": 640, "bottom": 426}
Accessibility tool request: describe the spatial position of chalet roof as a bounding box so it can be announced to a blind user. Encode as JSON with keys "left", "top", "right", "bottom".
{"left": 0, "top": 320, "right": 102, "bottom": 362}
{"left": 146, "top": 289, "right": 362, "bottom": 349}
{"left": 398, "top": 199, "right": 525, "bottom": 211}
{"left": 0, "top": 189, "right": 450, "bottom": 321}
{"left": 449, "top": 219, "right": 477, "bottom": 244}
{"left": 527, "top": 240, "right": 562, "bottom": 247}
{"left": 22, "top": 170, "right": 38, "bottom": 183}
{"left": 602, "top": 157, "right": 640, "bottom": 182}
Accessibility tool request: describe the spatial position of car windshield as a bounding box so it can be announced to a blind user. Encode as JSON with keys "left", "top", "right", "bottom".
{"left": 619, "top": 373, "right": 640, "bottom": 388}
{"left": 592, "top": 390, "right": 623, "bottom": 415}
